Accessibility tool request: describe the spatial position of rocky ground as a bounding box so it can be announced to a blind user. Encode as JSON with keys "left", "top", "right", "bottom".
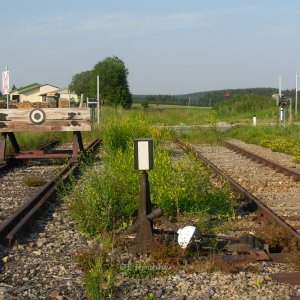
{"left": 0, "top": 139, "right": 300, "bottom": 299}
{"left": 115, "top": 264, "right": 300, "bottom": 299}
{"left": 0, "top": 197, "right": 88, "bottom": 300}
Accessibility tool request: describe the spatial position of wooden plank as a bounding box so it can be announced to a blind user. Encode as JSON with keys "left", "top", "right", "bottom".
{"left": 0, "top": 108, "right": 91, "bottom": 132}
{"left": 0, "top": 120, "right": 91, "bottom": 132}
{"left": 0, "top": 108, "right": 90, "bottom": 121}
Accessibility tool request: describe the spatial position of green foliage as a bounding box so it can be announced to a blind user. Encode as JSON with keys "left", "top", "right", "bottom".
{"left": 150, "top": 150, "right": 233, "bottom": 217}
{"left": 141, "top": 101, "right": 149, "bottom": 109}
{"left": 214, "top": 94, "right": 277, "bottom": 122}
{"left": 67, "top": 114, "right": 235, "bottom": 235}
{"left": 101, "top": 114, "right": 154, "bottom": 152}
{"left": 224, "top": 125, "right": 300, "bottom": 162}
{"left": 131, "top": 105, "right": 215, "bottom": 126}
{"left": 76, "top": 235, "right": 115, "bottom": 300}
{"left": 69, "top": 56, "right": 132, "bottom": 108}
{"left": 133, "top": 87, "right": 290, "bottom": 107}
{"left": 69, "top": 70, "right": 94, "bottom": 98}
{"left": 23, "top": 176, "right": 46, "bottom": 187}
{"left": 93, "top": 56, "right": 132, "bottom": 108}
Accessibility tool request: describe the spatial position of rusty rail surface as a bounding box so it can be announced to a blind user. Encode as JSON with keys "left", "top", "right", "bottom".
{"left": 175, "top": 139, "right": 300, "bottom": 244}
{"left": 0, "top": 138, "right": 100, "bottom": 242}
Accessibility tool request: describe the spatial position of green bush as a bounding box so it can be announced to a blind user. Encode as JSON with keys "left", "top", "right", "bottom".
{"left": 150, "top": 150, "right": 233, "bottom": 216}
{"left": 67, "top": 114, "right": 235, "bottom": 235}
{"left": 215, "top": 94, "right": 277, "bottom": 122}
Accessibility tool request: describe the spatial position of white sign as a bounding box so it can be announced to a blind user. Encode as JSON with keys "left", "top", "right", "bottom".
{"left": 137, "top": 141, "right": 150, "bottom": 170}
{"left": 2, "top": 70, "right": 9, "bottom": 95}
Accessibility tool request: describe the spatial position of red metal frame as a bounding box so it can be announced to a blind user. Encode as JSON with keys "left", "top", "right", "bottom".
{"left": 0, "top": 131, "right": 85, "bottom": 162}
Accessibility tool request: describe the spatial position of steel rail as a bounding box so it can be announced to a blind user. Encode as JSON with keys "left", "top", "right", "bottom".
{"left": 0, "top": 138, "right": 100, "bottom": 242}
{"left": 175, "top": 139, "right": 300, "bottom": 243}
{"left": 223, "top": 140, "right": 300, "bottom": 181}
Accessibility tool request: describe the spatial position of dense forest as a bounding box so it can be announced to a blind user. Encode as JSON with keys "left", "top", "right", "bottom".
{"left": 133, "top": 88, "right": 297, "bottom": 107}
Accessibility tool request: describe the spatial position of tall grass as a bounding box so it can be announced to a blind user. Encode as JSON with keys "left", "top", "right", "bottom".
{"left": 100, "top": 105, "right": 216, "bottom": 126}
{"left": 224, "top": 124, "right": 300, "bottom": 162}
{"left": 67, "top": 113, "right": 235, "bottom": 235}
{"left": 214, "top": 94, "right": 278, "bottom": 123}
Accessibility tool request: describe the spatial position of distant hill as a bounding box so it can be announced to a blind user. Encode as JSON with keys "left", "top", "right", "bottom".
{"left": 133, "top": 87, "right": 296, "bottom": 107}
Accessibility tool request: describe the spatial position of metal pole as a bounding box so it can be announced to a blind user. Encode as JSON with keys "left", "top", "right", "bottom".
{"left": 135, "top": 170, "right": 153, "bottom": 253}
{"left": 97, "top": 75, "right": 100, "bottom": 124}
{"left": 279, "top": 76, "right": 282, "bottom": 124}
{"left": 296, "top": 71, "right": 298, "bottom": 116}
{"left": 289, "top": 97, "right": 292, "bottom": 124}
{"left": 279, "top": 75, "right": 282, "bottom": 97}
{"left": 6, "top": 66, "right": 9, "bottom": 109}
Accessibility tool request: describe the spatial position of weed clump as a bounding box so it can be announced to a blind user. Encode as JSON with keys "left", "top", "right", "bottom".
{"left": 256, "top": 222, "right": 293, "bottom": 252}
{"left": 23, "top": 176, "right": 46, "bottom": 187}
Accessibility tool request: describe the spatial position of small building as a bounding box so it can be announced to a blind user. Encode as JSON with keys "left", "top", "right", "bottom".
{"left": 10, "top": 83, "right": 79, "bottom": 103}
{"left": 11, "top": 83, "right": 59, "bottom": 102}
{"left": 40, "top": 87, "right": 80, "bottom": 103}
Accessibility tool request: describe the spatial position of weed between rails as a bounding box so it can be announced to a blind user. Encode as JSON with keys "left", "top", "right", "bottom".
{"left": 255, "top": 222, "right": 293, "bottom": 252}
{"left": 65, "top": 114, "right": 239, "bottom": 299}
{"left": 23, "top": 175, "right": 46, "bottom": 187}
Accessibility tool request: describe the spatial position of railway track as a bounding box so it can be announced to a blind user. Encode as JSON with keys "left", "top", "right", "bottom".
{"left": 176, "top": 139, "right": 300, "bottom": 250}
{"left": 0, "top": 138, "right": 100, "bottom": 243}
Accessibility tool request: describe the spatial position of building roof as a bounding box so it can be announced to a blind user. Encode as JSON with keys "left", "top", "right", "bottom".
{"left": 14, "top": 83, "right": 42, "bottom": 94}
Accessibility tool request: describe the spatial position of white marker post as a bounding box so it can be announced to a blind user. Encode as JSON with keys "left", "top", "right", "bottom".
{"left": 253, "top": 115, "right": 256, "bottom": 126}
{"left": 2, "top": 66, "right": 10, "bottom": 109}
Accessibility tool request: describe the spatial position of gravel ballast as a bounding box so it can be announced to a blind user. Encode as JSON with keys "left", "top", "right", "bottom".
{"left": 0, "top": 139, "right": 300, "bottom": 299}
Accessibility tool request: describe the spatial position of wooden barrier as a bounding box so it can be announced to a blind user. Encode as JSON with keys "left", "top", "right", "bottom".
{"left": 0, "top": 108, "right": 92, "bottom": 162}
{"left": 0, "top": 108, "right": 91, "bottom": 132}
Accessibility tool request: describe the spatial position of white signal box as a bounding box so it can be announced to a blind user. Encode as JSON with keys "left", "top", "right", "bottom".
{"left": 134, "top": 138, "right": 153, "bottom": 171}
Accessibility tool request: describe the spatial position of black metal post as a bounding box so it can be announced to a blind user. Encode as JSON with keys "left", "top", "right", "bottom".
{"left": 135, "top": 170, "right": 154, "bottom": 253}
{"left": 0, "top": 133, "right": 7, "bottom": 162}
{"left": 8, "top": 132, "right": 20, "bottom": 154}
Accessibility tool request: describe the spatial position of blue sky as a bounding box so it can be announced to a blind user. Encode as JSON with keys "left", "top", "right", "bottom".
{"left": 1, "top": 0, "right": 300, "bottom": 94}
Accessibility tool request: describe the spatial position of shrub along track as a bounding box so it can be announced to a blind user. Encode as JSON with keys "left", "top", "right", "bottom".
{"left": 176, "top": 138, "right": 300, "bottom": 253}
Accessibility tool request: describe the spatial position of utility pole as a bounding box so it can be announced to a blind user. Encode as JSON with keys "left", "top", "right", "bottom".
{"left": 296, "top": 71, "right": 298, "bottom": 116}
{"left": 97, "top": 75, "right": 100, "bottom": 124}
{"left": 279, "top": 75, "right": 282, "bottom": 97}
{"left": 278, "top": 76, "right": 284, "bottom": 125}
{"left": 6, "top": 66, "right": 8, "bottom": 109}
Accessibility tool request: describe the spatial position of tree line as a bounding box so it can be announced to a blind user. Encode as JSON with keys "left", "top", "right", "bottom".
{"left": 133, "top": 87, "right": 297, "bottom": 107}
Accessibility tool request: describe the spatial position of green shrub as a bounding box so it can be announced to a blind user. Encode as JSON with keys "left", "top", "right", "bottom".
{"left": 150, "top": 150, "right": 234, "bottom": 216}
{"left": 215, "top": 94, "right": 277, "bottom": 122}
{"left": 141, "top": 101, "right": 149, "bottom": 109}
{"left": 224, "top": 125, "right": 300, "bottom": 162}
{"left": 68, "top": 142, "right": 234, "bottom": 235}
{"left": 67, "top": 113, "right": 236, "bottom": 235}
